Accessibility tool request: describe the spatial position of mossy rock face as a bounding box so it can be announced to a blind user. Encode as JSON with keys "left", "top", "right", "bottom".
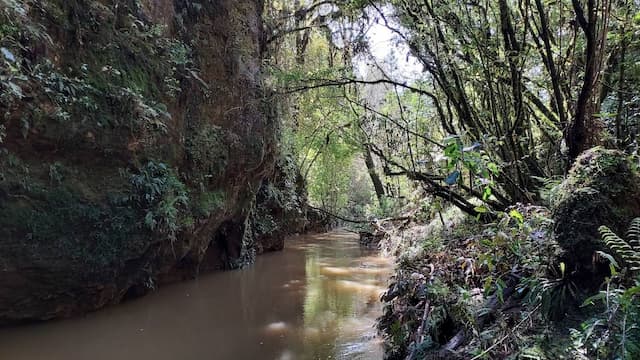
{"left": 0, "top": 0, "right": 274, "bottom": 324}
{"left": 552, "top": 147, "right": 640, "bottom": 270}
{"left": 249, "top": 154, "right": 309, "bottom": 254}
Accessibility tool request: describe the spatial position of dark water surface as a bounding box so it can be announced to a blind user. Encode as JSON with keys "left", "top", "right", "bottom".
{"left": 0, "top": 231, "right": 392, "bottom": 360}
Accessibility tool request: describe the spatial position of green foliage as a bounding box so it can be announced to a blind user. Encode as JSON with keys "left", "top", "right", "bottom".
{"left": 266, "top": 18, "right": 370, "bottom": 214}
{"left": 564, "top": 218, "right": 640, "bottom": 359}
{"left": 573, "top": 280, "right": 640, "bottom": 359}
{"left": 524, "top": 265, "right": 579, "bottom": 321}
{"left": 306, "top": 138, "right": 358, "bottom": 211}
{"left": 0, "top": 186, "right": 140, "bottom": 269}
{"left": 187, "top": 125, "right": 228, "bottom": 177}
{"left": 251, "top": 153, "right": 307, "bottom": 237}
{"left": 194, "top": 190, "right": 226, "bottom": 218}
{"left": 532, "top": 176, "right": 563, "bottom": 207}
{"left": 0, "top": 0, "right": 199, "bottom": 155}
{"left": 379, "top": 205, "right": 560, "bottom": 359}
{"left": 599, "top": 219, "right": 640, "bottom": 272}
{"left": 129, "top": 161, "right": 189, "bottom": 241}
{"left": 267, "top": 0, "right": 640, "bottom": 358}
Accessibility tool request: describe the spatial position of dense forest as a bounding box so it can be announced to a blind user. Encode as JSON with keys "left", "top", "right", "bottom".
{"left": 264, "top": 0, "right": 640, "bottom": 358}
{"left": 1, "top": 0, "right": 640, "bottom": 359}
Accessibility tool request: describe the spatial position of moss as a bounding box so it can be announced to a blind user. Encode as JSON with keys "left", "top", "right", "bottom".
{"left": 559, "top": 147, "right": 629, "bottom": 195}
{"left": 552, "top": 147, "right": 640, "bottom": 272}
{"left": 186, "top": 125, "right": 229, "bottom": 177}
{"left": 193, "top": 190, "right": 226, "bottom": 218}
{"left": 0, "top": 186, "right": 145, "bottom": 272}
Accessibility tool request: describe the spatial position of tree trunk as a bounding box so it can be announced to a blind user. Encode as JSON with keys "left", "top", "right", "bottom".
{"left": 566, "top": 0, "right": 609, "bottom": 164}
{"left": 363, "top": 145, "right": 386, "bottom": 204}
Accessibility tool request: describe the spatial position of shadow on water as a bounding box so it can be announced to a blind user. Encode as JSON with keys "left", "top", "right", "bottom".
{"left": 0, "top": 230, "right": 393, "bottom": 360}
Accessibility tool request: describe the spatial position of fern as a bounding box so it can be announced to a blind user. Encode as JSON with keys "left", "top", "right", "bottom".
{"left": 626, "top": 218, "right": 640, "bottom": 251}
{"left": 570, "top": 220, "right": 640, "bottom": 359}
{"left": 598, "top": 220, "right": 640, "bottom": 272}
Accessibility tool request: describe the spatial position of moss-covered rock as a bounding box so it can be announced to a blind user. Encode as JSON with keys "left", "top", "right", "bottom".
{"left": 0, "top": 0, "right": 276, "bottom": 324}
{"left": 249, "top": 154, "right": 309, "bottom": 254}
{"left": 552, "top": 147, "right": 640, "bottom": 271}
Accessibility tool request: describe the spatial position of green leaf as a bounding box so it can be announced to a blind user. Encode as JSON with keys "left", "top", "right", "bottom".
{"left": 595, "top": 251, "right": 620, "bottom": 270}
{"left": 509, "top": 209, "right": 524, "bottom": 224}
{"left": 482, "top": 186, "right": 492, "bottom": 200}
{"left": 581, "top": 292, "right": 606, "bottom": 307}
{"left": 487, "top": 162, "right": 500, "bottom": 175}
{"left": 474, "top": 205, "right": 488, "bottom": 213}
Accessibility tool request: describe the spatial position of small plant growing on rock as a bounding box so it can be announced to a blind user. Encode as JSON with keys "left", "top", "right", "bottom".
{"left": 130, "top": 161, "right": 189, "bottom": 242}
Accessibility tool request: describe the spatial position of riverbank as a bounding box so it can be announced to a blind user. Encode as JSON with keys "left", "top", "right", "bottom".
{"left": 375, "top": 205, "right": 565, "bottom": 359}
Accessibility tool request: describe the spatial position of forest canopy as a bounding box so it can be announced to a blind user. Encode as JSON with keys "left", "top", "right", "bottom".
{"left": 265, "top": 0, "right": 640, "bottom": 218}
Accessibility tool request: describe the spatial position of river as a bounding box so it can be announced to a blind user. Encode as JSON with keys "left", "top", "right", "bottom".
{"left": 0, "top": 231, "right": 393, "bottom": 360}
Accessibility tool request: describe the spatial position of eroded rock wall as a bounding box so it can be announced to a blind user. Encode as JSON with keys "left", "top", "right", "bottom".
{"left": 0, "top": 0, "right": 274, "bottom": 324}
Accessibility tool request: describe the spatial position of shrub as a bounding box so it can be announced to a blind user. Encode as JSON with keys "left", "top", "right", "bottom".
{"left": 129, "top": 161, "right": 189, "bottom": 241}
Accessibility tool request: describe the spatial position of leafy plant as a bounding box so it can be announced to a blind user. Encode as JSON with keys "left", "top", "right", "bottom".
{"left": 129, "top": 161, "right": 189, "bottom": 242}
{"left": 568, "top": 219, "right": 640, "bottom": 359}
{"left": 523, "top": 263, "right": 579, "bottom": 321}
{"left": 598, "top": 219, "right": 640, "bottom": 272}
{"left": 573, "top": 280, "right": 640, "bottom": 359}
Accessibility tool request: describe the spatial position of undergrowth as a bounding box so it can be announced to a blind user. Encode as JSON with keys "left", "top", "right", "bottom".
{"left": 379, "top": 205, "right": 565, "bottom": 359}
{"left": 378, "top": 205, "right": 640, "bottom": 360}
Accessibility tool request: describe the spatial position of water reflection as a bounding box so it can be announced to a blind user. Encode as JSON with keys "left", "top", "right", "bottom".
{"left": 0, "top": 230, "right": 392, "bottom": 360}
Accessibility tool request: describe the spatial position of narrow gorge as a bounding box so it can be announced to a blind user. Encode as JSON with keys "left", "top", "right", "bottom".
{"left": 2, "top": 1, "right": 639, "bottom": 359}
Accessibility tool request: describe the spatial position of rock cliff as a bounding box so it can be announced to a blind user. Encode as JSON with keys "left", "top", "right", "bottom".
{"left": 0, "top": 0, "right": 279, "bottom": 324}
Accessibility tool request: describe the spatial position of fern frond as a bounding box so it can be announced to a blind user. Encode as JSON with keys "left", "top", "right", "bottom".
{"left": 598, "top": 226, "right": 640, "bottom": 272}
{"left": 600, "top": 226, "right": 634, "bottom": 253}
{"left": 626, "top": 217, "right": 640, "bottom": 251}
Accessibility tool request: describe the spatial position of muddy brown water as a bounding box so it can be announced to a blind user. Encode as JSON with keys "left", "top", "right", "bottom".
{"left": 0, "top": 230, "right": 393, "bottom": 360}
